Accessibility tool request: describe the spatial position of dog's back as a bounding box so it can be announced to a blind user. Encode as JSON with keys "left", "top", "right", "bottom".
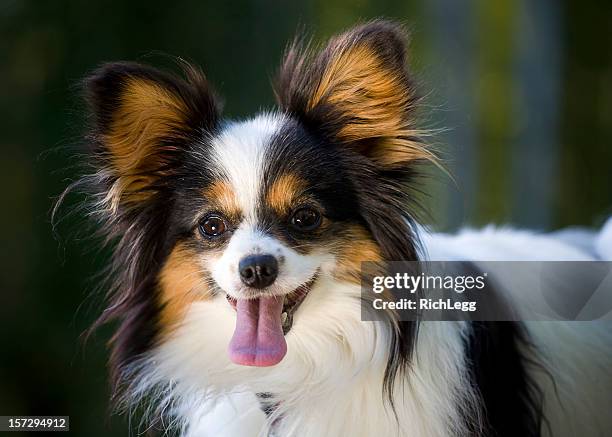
{"left": 423, "top": 218, "right": 612, "bottom": 437}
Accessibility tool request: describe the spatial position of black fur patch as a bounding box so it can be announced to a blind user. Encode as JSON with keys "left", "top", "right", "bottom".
{"left": 258, "top": 117, "right": 365, "bottom": 252}
{"left": 465, "top": 322, "right": 546, "bottom": 436}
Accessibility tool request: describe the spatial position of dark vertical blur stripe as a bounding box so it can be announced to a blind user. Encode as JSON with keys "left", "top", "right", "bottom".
{"left": 511, "top": 0, "right": 560, "bottom": 229}
{"left": 557, "top": 1, "right": 612, "bottom": 228}
{"left": 425, "top": 0, "right": 478, "bottom": 229}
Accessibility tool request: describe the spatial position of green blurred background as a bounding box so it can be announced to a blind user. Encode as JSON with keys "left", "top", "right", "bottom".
{"left": 1, "top": 0, "right": 611, "bottom": 435}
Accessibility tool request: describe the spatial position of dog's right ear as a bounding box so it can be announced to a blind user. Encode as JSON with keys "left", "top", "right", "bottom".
{"left": 84, "top": 62, "right": 220, "bottom": 210}
{"left": 275, "top": 20, "right": 433, "bottom": 168}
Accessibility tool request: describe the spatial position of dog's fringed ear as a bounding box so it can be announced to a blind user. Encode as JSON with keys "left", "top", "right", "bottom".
{"left": 275, "top": 20, "right": 433, "bottom": 167}
{"left": 85, "top": 62, "right": 220, "bottom": 210}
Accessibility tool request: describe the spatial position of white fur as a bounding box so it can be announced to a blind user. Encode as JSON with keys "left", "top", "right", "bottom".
{"left": 209, "top": 113, "right": 284, "bottom": 221}
{"left": 137, "top": 277, "right": 477, "bottom": 437}
{"left": 596, "top": 217, "right": 612, "bottom": 260}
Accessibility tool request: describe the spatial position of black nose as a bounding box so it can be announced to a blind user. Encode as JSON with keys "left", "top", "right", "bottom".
{"left": 239, "top": 254, "right": 279, "bottom": 289}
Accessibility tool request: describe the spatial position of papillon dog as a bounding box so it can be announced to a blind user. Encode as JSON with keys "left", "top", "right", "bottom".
{"left": 67, "top": 20, "right": 612, "bottom": 437}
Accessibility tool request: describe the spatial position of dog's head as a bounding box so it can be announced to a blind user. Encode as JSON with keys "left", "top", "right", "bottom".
{"left": 80, "top": 20, "right": 433, "bottom": 393}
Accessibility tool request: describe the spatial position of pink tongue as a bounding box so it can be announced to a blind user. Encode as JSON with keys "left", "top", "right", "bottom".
{"left": 229, "top": 296, "right": 287, "bottom": 367}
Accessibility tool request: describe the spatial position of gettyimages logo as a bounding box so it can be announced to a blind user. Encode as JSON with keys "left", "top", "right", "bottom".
{"left": 371, "top": 272, "right": 487, "bottom": 294}
{"left": 360, "top": 261, "right": 612, "bottom": 322}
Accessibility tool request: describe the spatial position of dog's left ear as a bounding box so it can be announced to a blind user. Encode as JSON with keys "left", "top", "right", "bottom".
{"left": 275, "top": 20, "right": 431, "bottom": 166}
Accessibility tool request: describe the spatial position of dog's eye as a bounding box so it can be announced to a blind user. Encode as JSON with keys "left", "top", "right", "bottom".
{"left": 289, "top": 207, "right": 321, "bottom": 231}
{"left": 199, "top": 214, "right": 227, "bottom": 238}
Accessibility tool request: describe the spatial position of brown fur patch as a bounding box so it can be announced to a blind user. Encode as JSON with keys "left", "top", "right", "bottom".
{"left": 103, "top": 78, "right": 190, "bottom": 208}
{"left": 275, "top": 20, "right": 438, "bottom": 167}
{"left": 158, "top": 243, "right": 211, "bottom": 331}
{"left": 206, "top": 180, "right": 241, "bottom": 217}
{"left": 106, "top": 79, "right": 188, "bottom": 173}
{"left": 266, "top": 173, "right": 306, "bottom": 214}
{"left": 334, "top": 224, "right": 383, "bottom": 284}
{"left": 310, "top": 43, "right": 432, "bottom": 166}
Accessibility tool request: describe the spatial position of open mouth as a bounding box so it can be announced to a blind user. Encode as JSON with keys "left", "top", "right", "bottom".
{"left": 225, "top": 273, "right": 318, "bottom": 367}
{"left": 226, "top": 274, "right": 316, "bottom": 334}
